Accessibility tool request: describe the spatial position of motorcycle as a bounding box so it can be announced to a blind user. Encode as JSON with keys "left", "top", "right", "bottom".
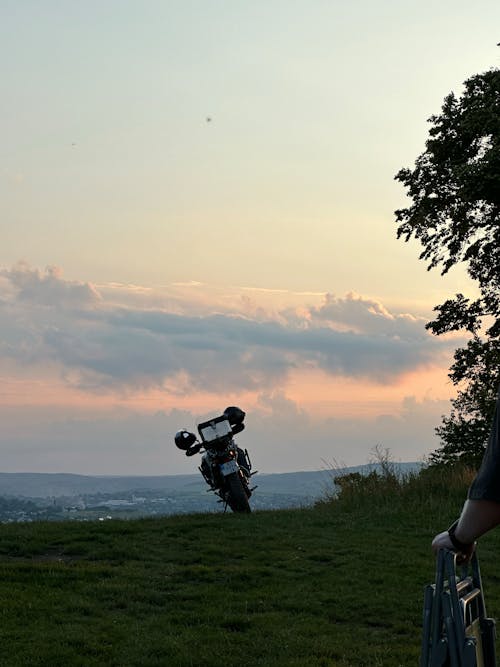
{"left": 174, "top": 406, "right": 256, "bottom": 513}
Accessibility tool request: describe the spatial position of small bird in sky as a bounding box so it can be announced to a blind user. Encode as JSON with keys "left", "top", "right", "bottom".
{"left": 206, "top": 116, "right": 212, "bottom": 123}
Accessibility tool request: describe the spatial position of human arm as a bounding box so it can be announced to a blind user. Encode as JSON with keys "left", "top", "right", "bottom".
{"left": 432, "top": 499, "right": 500, "bottom": 561}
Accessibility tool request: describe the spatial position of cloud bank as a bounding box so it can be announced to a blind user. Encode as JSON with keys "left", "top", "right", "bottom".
{"left": 0, "top": 262, "right": 454, "bottom": 395}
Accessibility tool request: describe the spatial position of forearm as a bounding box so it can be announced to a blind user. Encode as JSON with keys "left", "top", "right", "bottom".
{"left": 454, "top": 499, "right": 500, "bottom": 543}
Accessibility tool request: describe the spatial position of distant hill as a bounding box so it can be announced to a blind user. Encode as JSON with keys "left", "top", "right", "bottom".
{"left": 0, "top": 462, "right": 422, "bottom": 500}
{"left": 0, "top": 472, "right": 202, "bottom": 498}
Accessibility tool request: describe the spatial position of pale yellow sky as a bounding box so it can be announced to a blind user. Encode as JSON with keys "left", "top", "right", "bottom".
{"left": 2, "top": 2, "right": 498, "bottom": 292}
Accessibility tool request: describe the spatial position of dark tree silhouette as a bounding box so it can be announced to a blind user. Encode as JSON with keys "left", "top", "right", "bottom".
{"left": 395, "top": 68, "right": 500, "bottom": 466}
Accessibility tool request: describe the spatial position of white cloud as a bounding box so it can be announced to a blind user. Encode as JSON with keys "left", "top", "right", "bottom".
{"left": 310, "top": 291, "right": 424, "bottom": 336}
{"left": 0, "top": 262, "right": 459, "bottom": 394}
{"left": 1, "top": 262, "right": 100, "bottom": 307}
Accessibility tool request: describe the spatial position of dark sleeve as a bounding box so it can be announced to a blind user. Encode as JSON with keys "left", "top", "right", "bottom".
{"left": 468, "top": 387, "right": 500, "bottom": 503}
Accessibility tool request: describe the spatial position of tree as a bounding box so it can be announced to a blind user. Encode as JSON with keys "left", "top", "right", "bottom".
{"left": 395, "top": 67, "right": 500, "bottom": 466}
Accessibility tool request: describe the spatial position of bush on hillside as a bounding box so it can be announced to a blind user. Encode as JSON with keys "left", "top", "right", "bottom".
{"left": 318, "top": 447, "right": 476, "bottom": 518}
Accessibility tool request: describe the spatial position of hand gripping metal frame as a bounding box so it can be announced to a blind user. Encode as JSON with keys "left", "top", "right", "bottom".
{"left": 420, "top": 549, "right": 496, "bottom": 667}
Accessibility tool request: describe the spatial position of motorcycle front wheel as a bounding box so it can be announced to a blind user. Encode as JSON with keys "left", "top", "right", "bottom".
{"left": 225, "top": 472, "right": 251, "bottom": 513}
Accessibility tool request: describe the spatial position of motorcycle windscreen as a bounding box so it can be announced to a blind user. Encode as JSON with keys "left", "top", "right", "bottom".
{"left": 198, "top": 416, "right": 232, "bottom": 443}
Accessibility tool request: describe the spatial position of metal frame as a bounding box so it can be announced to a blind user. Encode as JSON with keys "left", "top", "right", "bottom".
{"left": 421, "top": 549, "right": 496, "bottom": 666}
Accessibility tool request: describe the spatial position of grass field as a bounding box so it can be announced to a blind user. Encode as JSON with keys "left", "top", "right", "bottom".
{"left": 0, "top": 466, "right": 499, "bottom": 666}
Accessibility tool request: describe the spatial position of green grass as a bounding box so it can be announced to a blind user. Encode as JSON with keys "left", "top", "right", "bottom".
{"left": 0, "top": 468, "right": 499, "bottom": 666}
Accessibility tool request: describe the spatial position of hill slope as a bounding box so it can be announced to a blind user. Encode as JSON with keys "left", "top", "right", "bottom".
{"left": 0, "top": 471, "right": 498, "bottom": 666}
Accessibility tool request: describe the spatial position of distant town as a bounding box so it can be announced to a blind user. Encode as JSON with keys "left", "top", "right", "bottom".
{"left": 0, "top": 464, "right": 420, "bottom": 523}
{"left": 0, "top": 486, "right": 317, "bottom": 523}
{"left": 0, "top": 470, "right": 332, "bottom": 523}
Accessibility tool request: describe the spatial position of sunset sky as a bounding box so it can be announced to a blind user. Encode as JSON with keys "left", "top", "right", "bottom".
{"left": 1, "top": 1, "right": 499, "bottom": 475}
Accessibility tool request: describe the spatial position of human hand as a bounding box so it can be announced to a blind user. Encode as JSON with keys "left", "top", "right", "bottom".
{"left": 431, "top": 530, "right": 476, "bottom": 565}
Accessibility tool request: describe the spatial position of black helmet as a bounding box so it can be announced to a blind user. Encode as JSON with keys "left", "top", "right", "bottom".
{"left": 224, "top": 406, "right": 245, "bottom": 426}
{"left": 174, "top": 430, "right": 197, "bottom": 450}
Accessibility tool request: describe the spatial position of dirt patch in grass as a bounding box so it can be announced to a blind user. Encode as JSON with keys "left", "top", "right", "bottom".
{"left": 30, "top": 549, "right": 75, "bottom": 564}
{"left": 0, "top": 548, "right": 79, "bottom": 564}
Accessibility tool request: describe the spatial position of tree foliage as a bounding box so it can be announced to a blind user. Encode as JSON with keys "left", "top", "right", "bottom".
{"left": 395, "top": 68, "right": 500, "bottom": 466}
